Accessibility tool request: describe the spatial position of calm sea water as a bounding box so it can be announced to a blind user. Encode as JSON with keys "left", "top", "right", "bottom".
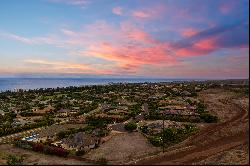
{"left": 0, "top": 77, "right": 195, "bottom": 92}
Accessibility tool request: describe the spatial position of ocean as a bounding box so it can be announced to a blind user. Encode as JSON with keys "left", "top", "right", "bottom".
{"left": 0, "top": 77, "right": 196, "bottom": 92}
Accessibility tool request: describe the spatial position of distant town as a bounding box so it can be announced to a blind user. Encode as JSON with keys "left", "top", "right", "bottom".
{"left": 0, "top": 79, "right": 248, "bottom": 165}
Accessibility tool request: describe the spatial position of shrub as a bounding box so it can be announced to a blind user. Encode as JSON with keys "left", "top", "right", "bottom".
{"left": 75, "top": 150, "right": 85, "bottom": 156}
{"left": 148, "top": 136, "right": 162, "bottom": 147}
{"left": 6, "top": 154, "right": 23, "bottom": 165}
{"left": 32, "top": 143, "right": 44, "bottom": 152}
{"left": 124, "top": 121, "right": 137, "bottom": 131}
{"left": 196, "top": 102, "right": 206, "bottom": 113}
{"left": 96, "top": 157, "right": 108, "bottom": 165}
{"left": 140, "top": 126, "right": 149, "bottom": 134}
{"left": 200, "top": 113, "right": 218, "bottom": 123}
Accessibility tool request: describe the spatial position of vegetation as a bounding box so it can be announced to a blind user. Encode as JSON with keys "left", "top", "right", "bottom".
{"left": 6, "top": 154, "right": 23, "bottom": 165}
{"left": 124, "top": 121, "right": 137, "bottom": 131}
{"left": 200, "top": 113, "right": 218, "bottom": 123}
{"left": 96, "top": 157, "right": 108, "bottom": 165}
{"left": 129, "top": 104, "right": 141, "bottom": 118}
{"left": 148, "top": 124, "right": 198, "bottom": 147}
{"left": 14, "top": 140, "right": 69, "bottom": 157}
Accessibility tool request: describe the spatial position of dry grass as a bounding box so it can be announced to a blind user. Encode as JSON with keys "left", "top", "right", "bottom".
{"left": 0, "top": 144, "right": 92, "bottom": 165}
{"left": 195, "top": 143, "right": 249, "bottom": 165}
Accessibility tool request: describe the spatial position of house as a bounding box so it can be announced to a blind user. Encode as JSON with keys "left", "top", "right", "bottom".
{"left": 68, "top": 115, "right": 86, "bottom": 124}
{"left": 134, "top": 113, "right": 144, "bottom": 122}
{"left": 57, "top": 109, "right": 78, "bottom": 117}
{"left": 0, "top": 110, "right": 5, "bottom": 116}
{"left": 182, "top": 90, "right": 191, "bottom": 96}
{"left": 159, "top": 106, "right": 186, "bottom": 111}
{"left": 187, "top": 105, "right": 196, "bottom": 111}
{"left": 142, "top": 103, "right": 149, "bottom": 114}
{"left": 32, "top": 105, "right": 54, "bottom": 114}
{"left": 161, "top": 110, "right": 181, "bottom": 115}
{"left": 108, "top": 109, "right": 129, "bottom": 115}
{"left": 195, "top": 87, "right": 202, "bottom": 91}
{"left": 145, "top": 120, "right": 183, "bottom": 134}
{"left": 116, "top": 98, "right": 128, "bottom": 105}
{"left": 61, "top": 132, "right": 99, "bottom": 151}
{"left": 69, "top": 116, "right": 86, "bottom": 124}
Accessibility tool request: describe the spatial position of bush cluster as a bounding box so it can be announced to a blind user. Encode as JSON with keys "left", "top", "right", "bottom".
{"left": 15, "top": 140, "right": 69, "bottom": 157}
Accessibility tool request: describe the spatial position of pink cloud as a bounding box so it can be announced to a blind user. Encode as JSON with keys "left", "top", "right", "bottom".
{"left": 4, "top": 19, "right": 246, "bottom": 76}
{"left": 193, "top": 38, "right": 217, "bottom": 50}
{"left": 112, "top": 6, "right": 123, "bottom": 15}
{"left": 81, "top": 40, "right": 178, "bottom": 68}
{"left": 219, "top": 3, "right": 233, "bottom": 14}
{"left": 131, "top": 5, "right": 166, "bottom": 19}
{"left": 132, "top": 10, "right": 151, "bottom": 18}
{"left": 175, "top": 38, "right": 217, "bottom": 57}
{"left": 180, "top": 28, "right": 199, "bottom": 37}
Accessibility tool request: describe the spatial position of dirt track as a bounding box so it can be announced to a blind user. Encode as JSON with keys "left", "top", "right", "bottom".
{"left": 129, "top": 88, "right": 249, "bottom": 165}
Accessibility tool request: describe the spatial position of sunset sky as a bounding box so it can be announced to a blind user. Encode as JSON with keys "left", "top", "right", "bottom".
{"left": 0, "top": 0, "right": 249, "bottom": 79}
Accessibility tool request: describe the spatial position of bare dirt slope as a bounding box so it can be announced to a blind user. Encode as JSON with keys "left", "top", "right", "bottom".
{"left": 85, "top": 132, "right": 161, "bottom": 165}
{"left": 131, "top": 88, "right": 249, "bottom": 165}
